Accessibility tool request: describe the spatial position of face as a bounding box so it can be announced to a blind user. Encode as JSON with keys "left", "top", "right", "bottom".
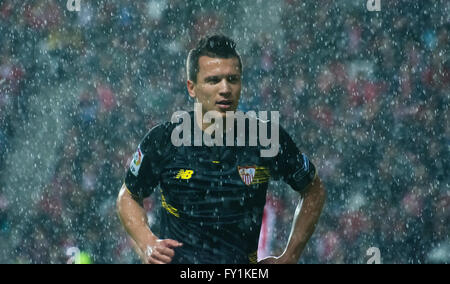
{"left": 187, "top": 56, "right": 242, "bottom": 117}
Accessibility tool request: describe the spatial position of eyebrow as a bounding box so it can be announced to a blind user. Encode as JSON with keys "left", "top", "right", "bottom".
{"left": 204, "top": 74, "right": 240, "bottom": 82}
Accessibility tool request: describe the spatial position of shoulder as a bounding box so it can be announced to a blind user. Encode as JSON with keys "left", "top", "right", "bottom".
{"left": 139, "top": 121, "right": 177, "bottom": 154}
{"left": 254, "top": 114, "right": 290, "bottom": 141}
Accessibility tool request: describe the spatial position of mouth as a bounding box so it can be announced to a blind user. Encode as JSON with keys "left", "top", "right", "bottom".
{"left": 216, "top": 99, "right": 233, "bottom": 110}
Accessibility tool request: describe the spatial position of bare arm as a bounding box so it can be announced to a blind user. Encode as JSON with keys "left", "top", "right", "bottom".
{"left": 117, "top": 183, "right": 182, "bottom": 264}
{"left": 259, "top": 175, "right": 326, "bottom": 264}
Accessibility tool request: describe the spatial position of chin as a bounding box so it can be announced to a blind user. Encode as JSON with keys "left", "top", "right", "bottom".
{"left": 219, "top": 108, "right": 236, "bottom": 116}
{"left": 216, "top": 110, "right": 228, "bottom": 117}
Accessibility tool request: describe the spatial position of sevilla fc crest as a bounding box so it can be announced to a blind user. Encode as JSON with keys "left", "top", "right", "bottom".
{"left": 238, "top": 166, "right": 256, "bottom": 186}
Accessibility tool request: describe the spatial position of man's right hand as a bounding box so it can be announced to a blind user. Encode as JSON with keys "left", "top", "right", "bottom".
{"left": 141, "top": 239, "right": 183, "bottom": 264}
{"left": 117, "top": 184, "right": 183, "bottom": 264}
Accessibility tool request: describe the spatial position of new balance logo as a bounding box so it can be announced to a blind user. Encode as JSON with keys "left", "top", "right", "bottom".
{"left": 175, "top": 169, "right": 194, "bottom": 180}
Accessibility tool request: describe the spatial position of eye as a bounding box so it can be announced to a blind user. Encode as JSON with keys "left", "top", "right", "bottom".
{"left": 206, "top": 77, "right": 220, "bottom": 84}
{"left": 228, "top": 76, "right": 240, "bottom": 83}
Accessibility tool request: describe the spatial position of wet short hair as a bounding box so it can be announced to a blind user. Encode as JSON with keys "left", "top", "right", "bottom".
{"left": 187, "top": 34, "right": 242, "bottom": 83}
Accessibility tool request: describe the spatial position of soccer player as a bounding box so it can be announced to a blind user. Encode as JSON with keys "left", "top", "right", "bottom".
{"left": 117, "top": 34, "right": 326, "bottom": 264}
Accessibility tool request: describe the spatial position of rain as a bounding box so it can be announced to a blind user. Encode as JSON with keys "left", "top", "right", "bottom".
{"left": 0, "top": 0, "right": 448, "bottom": 264}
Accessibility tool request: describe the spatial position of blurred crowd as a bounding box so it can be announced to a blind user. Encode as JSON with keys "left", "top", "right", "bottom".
{"left": 0, "top": 0, "right": 448, "bottom": 263}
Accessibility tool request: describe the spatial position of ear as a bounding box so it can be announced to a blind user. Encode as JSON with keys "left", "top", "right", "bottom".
{"left": 187, "top": 80, "right": 196, "bottom": 99}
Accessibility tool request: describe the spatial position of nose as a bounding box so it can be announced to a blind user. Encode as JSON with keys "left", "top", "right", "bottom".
{"left": 218, "top": 79, "right": 232, "bottom": 97}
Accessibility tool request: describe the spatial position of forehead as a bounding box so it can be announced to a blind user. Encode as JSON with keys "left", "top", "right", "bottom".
{"left": 197, "top": 56, "right": 241, "bottom": 77}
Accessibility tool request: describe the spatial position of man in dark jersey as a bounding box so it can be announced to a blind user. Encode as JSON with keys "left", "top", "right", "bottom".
{"left": 117, "top": 35, "right": 326, "bottom": 264}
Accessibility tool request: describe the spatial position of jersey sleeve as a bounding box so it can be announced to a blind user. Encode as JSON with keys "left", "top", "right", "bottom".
{"left": 124, "top": 123, "right": 170, "bottom": 200}
{"left": 270, "top": 126, "right": 318, "bottom": 195}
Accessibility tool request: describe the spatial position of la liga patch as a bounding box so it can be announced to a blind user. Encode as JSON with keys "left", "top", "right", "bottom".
{"left": 130, "top": 145, "right": 144, "bottom": 177}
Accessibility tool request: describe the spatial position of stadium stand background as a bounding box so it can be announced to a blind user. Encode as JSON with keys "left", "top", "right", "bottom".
{"left": 0, "top": 0, "right": 448, "bottom": 263}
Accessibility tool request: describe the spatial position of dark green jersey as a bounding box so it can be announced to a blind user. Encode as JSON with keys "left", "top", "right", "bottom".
{"left": 124, "top": 111, "right": 316, "bottom": 264}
